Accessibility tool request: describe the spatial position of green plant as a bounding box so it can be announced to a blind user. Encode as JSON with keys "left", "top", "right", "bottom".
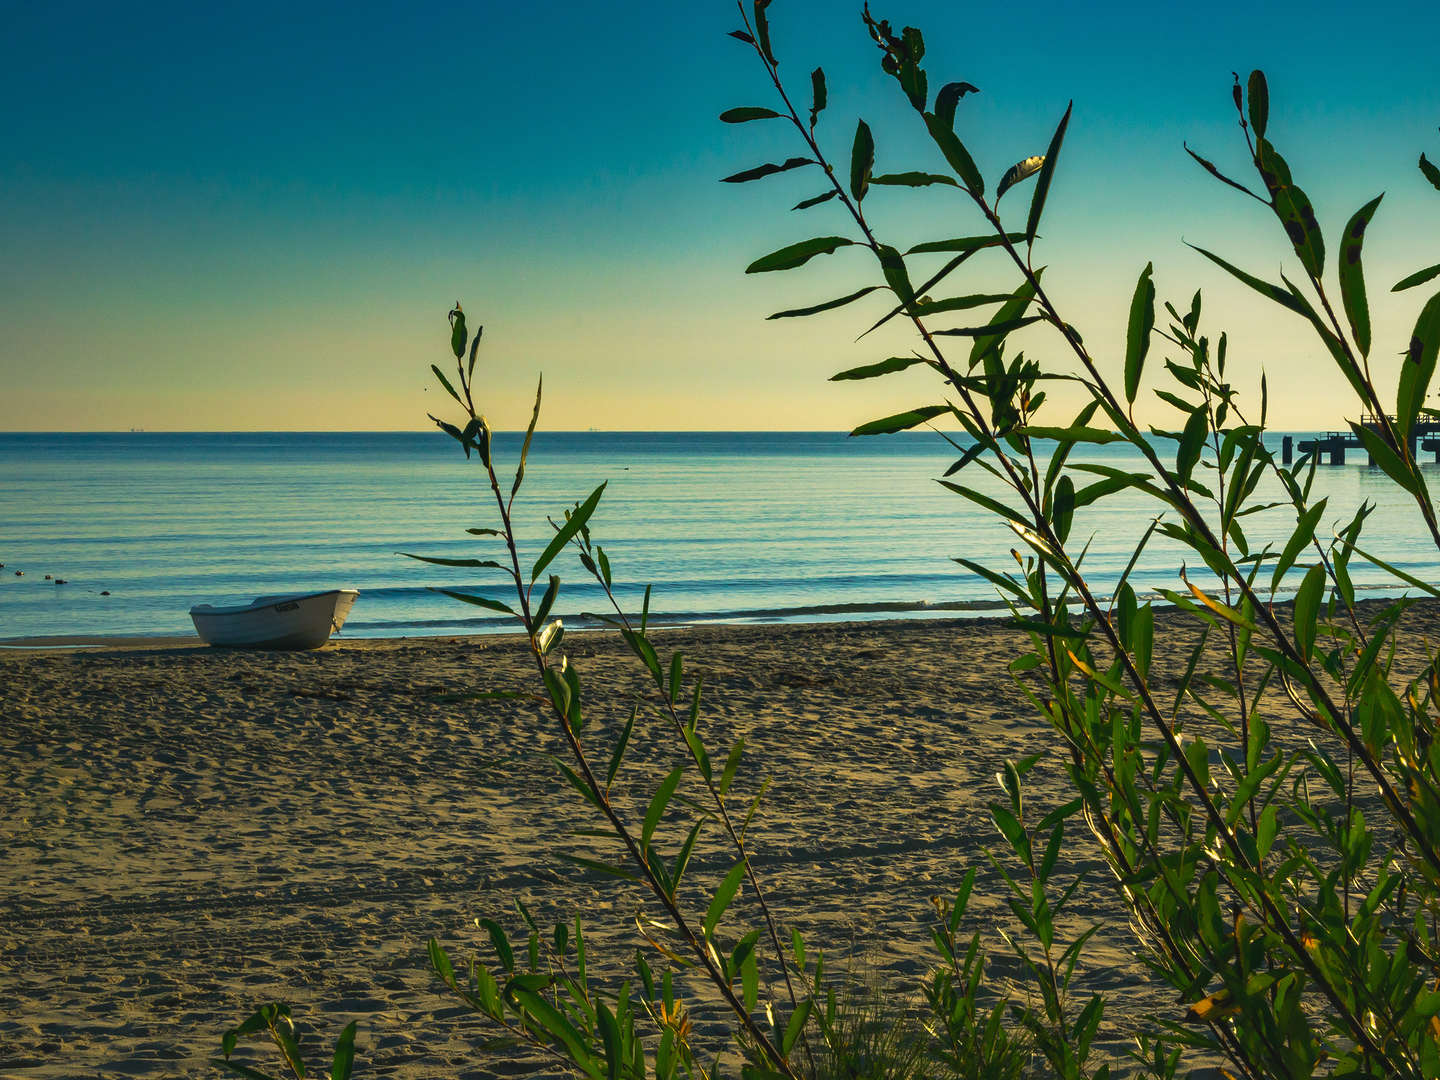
{"left": 216, "top": 4, "right": 1440, "bottom": 1078}
{"left": 714, "top": 3, "right": 1440, "bottom": 1076}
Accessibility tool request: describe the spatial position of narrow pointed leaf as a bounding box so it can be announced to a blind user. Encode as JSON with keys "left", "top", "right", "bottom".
{"left": 704, "top": 862, "right": 748, "bottom": 938}
{"left": 995, "top": 155, "right": 1044, "bottom": 202}
{"left": 746, "top": 236, "right": 855, "bottom": 274}
{"left": 1398, "top": 291, "right": 1440, "bottom": 441}
{"left": 831, "top": 355, "right": 929, "bottom": 381}
{"left": 906, "top": 233, "right": 1025, "bottom": 256}
{"left": 432, "top": 588, "right": 515, "bottom": 615}
{"left": 532, "top": 482, "right": 607, "bottom": 581}
{"left": 851, "top": 404, "right": 947, "bottom": 435}
{"left": 769, "top": 285, "right": 881, "bottom": 320}
{"left": 1247, "top": 70, "right": 1268, "bottom": 138}
{"left": 1292, "top": 563, "right": 1325, "bottom": 660}
{"left": 1395, "top": 262, "right": 1440, "bottom": 293}
{"left": 1256, "top": 139, "right": 1324, "bottom": 277}
{"left": 1338, "top": 194, "right": 1383, "bottom": 357}
{"left": 720, "top": 107, "right": 781, "bottom": 123}
{"left": 1185, "top": 143, "right": 1264, "bottom": 201}
{"left": 923, "top": 111, "right": 983, "bottom": 195}
{"left": 792, "top": 189, "right": 837, "bottom": 211}
{"left": 933, "top": 81, "right": 979, "bottom": 129}
{"left": 933, "top": 315, "right": 1041, "bottom": 338}
{"left": 642, "top": 767, "right": 684, "bottom": 850}
{"left": 1027, "top": 102, "right": 1071, "bottom": 242}
{"left": 914, "top": 293, "right": 1014, "bottom": 316}
{"left": 513, "top": 375, "right": 543, "bottom": 496}
{"left": 752, "top": 0, "right": 776, "bottom": 64}
{"left": 722, "top": 157, "right": 814, "bottom": 184}
{"left": 809, "top": 67, "right": 826, "bottom": 126}
{"left": 871, "top": 171, "right": 957, "bottom": 187}
{"left": 1421, "top": 152, "right": 1440, "bottom": 191}
{"left": 1188, "top": 244, "right": 1306, "bottom": 314}
{"left": 1125, "top": 262, "right": 1156, "bottom": 404}
{"left": 431, "top": 364, "right": 464, "bottom": 407}
{"left": 850, "top": 119, "right": 874, "bottom": 201}
{"left": 398, "top": 552, "right": 504, "bottom": 568}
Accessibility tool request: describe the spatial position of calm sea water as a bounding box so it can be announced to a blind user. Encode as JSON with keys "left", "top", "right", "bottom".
{"left": 1, "top": 431, "right": 1436, "bottom": 641}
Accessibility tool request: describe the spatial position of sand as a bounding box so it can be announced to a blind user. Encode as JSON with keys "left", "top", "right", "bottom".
{"left": 3, "top": 606, "right": 1435, "bottom": 1077}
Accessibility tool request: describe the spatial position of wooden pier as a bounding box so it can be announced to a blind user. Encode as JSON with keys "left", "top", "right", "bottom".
{"left": 1282, "top": 415, "right": 1440, "bottom": 465}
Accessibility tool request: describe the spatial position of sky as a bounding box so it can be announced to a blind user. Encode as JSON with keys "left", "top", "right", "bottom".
{"left": 2, "top": 1, "right": 1439, "bottom": 432}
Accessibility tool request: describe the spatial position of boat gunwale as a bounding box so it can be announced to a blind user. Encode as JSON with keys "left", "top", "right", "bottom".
{"left": 188, "top": 588, "right": 359, "bottom": 618}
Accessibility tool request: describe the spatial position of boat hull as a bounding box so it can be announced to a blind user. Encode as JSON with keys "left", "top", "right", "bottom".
{"left": 190, "top": 589, "right": 359, "bottom": 650}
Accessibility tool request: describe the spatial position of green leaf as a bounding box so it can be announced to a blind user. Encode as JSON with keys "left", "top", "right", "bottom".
{"left": 398, "top": 552, "right": 504, "bottom": 569}
{"left": 642, "top": 767, "right": 684, "bottom": 851}
{"left": 768, "top": 286, "right": 881, "bottom": 320}
{"left": 1421, "top": 152, "right": 1440, "bottom": 191}
{"left": 704, "top": 861, "right": 748, "bottom": 938}
{"left": 783, "top": 999, "right": 813, "bottom": 1055}
{"left": 809, "top": 67, "right": 826, "bottom": 126}
{"left": 875, "top": 245, "right": 916, "bottom": 311}
{"left": 830, "top": 355, "right": 928, "bottom": 381}
{"left": 480, "top": 917, "right": 516, "bottom": 972}
{"left": 449, "top": 306, "right": 467, "bottom": 360}
{"left": 1338, "top": 194, "right": 1383, "bottom": 356}
{"left": 1394, "top": 262, "right": 1440, "bottom": 292}
{"left": 1176, "top": 407, "right": 1208, "bottom": 484}
{"left": 870, "top": 171, "right": 957, "bottom": 187}
{"left": 913, "top": 293, "right": 1014, "bottom": 316}
{"left": 850, "top": 405, "right": 948, "bottom": 436}
{"left": 621, "top": 628, "right": 663, "bottom": 684}
{"left": 932, "top": 315, "right": 1042, "bottom": 338}
{"left": 1188, "top": 244, "right": 1306, "bottom": 315}
{"left": 905, "top": 233, "right": 1024, "bottom": 256}
{"left": 923, "top": 111, "right": 983, "bottom": 195}
{"left": 1255, "top": 139, "right": 1325, "bottom": 277}
{"left": 967, "top": 277, "right": 1040, "bottom": 369}
{"left": 532, "top": 482, "right": 606, "bottom": 581}
{"left": 431, "top": 588, "right": 516, "bottom": 616}
{"left": 596, "top": 1002, "right": 621, "bottom": 1080}
{"left": 792, "top": 189, "right": 837, "bottom": 211}
{"left": 746, "top": 236, "right": 856, "bottom": 274}
{"left": 718, "top": 738, "right": 745, "bottom": 797}
{"left": 513, "top": 375, "right": 543, "bottom": 496}
{"left": 1185, "top": 142, "right": 1265, "bottom": 201}
{"left": 605, "top": 706, "right": 637, "bottom": 790}
{"left": 1026, "top": 102, "right": 1072, "bottom": 243}
{"left": 1124, "top": 262, "right": 1156, "bottom": 404}
{"left": 467, "top": 322, "right": 483, "bottom": 380}
{"left": 330, "top": 1021, "right": 357, "bottom": 1080}
{"left": 753, "top": 0, "right": 776, "bottom": 64}
{"left": 995, "top": 155, "right": 1044, "bottom": 202}
{"left": 532, "top": 574, "right": 560, "bottom": 630}
{"left": 933, "top": 81, "right": 979, "bottom": 129}
{"left": 721, "top": 157, "right": 814, "bottom": 184}
{"left": 430, "top": 363, "right": 463, "bottom": 407}
{"left": 850, "top": 119, "right": 874, "bottom": 201}
{"left": 1018, "top": 425, "right": 1124, "bottom": 444}
{"left": 720, "top": 106, "right": 782, "bottom": 123}
{"left": 1397, "top": 291, "right": 1440, "bottom": 441}
{"left": 1351, "top": 423, "right": 1416, "bottom": 493}
{"left": 1247, "top": 70, "right": 1268, "bottom": 138}
{"left": 1271, "top": 499, "right": 1326, "bottom": 592}
{"left": 1292, "top": 563, "right": 1325, "bottom": 661}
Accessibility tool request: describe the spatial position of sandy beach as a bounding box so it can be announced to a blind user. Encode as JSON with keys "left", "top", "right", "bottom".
{"left": 4, "top": 606, "right": 1435, "bottom": 1077}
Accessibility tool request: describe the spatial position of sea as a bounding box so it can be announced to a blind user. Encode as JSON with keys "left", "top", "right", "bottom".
{"left": 1, "top": 431, "right": 1436, "bottom": 642}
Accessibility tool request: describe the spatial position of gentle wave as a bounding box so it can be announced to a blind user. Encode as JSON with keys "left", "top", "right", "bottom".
{"left": 2, "top": 431, "right": 1438, "bottom": 640}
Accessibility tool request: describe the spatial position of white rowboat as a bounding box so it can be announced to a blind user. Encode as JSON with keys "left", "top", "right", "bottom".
{"left": 190, "top": 589, "right": 359, "bottom": 650}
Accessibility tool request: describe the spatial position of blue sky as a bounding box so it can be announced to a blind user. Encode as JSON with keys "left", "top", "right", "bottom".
{"left": 3, "top": 1, "right": 1438, "bottom": 430}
